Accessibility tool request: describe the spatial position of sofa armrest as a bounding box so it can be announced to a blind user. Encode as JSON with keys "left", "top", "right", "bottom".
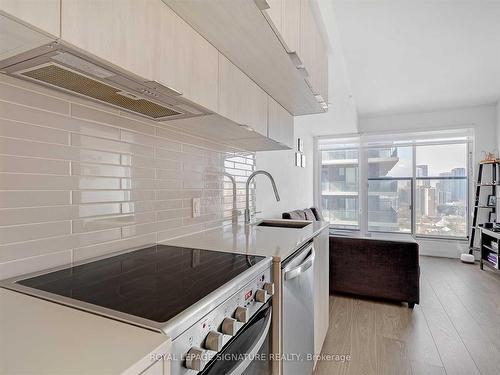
{"left": 329, "top": 236, "right": 420, "bottom": 305}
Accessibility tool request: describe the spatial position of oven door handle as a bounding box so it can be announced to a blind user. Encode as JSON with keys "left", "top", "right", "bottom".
{"left": 227, "top": 307, "right": 272, "bottom": 375}
{"left": 284, "top": 247, "right": 315, "bottom": 280}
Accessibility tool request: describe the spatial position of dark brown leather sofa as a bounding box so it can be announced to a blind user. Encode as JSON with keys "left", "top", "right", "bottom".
{"left": 283, "top": 208, "right": 420, "bottom": 308}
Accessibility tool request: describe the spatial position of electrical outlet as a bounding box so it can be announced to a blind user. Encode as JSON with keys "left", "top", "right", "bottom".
{"left": 192, "top": 197, "right": 201, "bottom": 218}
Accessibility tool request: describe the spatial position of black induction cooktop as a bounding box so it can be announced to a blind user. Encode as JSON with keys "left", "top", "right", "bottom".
{"left": 17, "top": 245, "right": 265, "bottom": 323}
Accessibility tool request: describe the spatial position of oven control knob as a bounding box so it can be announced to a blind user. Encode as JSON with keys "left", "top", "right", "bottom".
{"left": 235, "top": 306, "right": 249, "bottom": 323}
{"left": 222, "top": 317, "right": 238, "bottom": 336}
{"left": 263, "top": 282, "right": 275, "bottom": 296}
{"left": 185, "top": 346, "right": 207, "bottom": 371}
{"left": 205, "top": 330, "right": 223, "bottom": 351}
{"left": 255, "top": 289, "right": 268, "bottom": 303}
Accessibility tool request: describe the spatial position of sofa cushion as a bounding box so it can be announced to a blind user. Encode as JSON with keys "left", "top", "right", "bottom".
{"left": 310, "top": 207, "right": 323, "bottom": 221}
{"left": 303, "top": 208, "right": 316, "bottom": 221}
{"left": 282, "top": 207, "right": 322, "bottom": 221}
{"left": 282, "top": 210, "right": 306, "bottom": 220}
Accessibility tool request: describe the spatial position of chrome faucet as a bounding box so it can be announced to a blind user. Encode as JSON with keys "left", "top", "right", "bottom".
{"left": 224, "top": 172, "right": 239, "bottom": 224}
{"left": 244, "top": 170, "right": 280, "bottom": 224}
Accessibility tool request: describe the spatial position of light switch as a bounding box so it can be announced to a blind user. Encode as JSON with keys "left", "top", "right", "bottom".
{"left": 192, "top": 197, "right": 201, "bottom": 217}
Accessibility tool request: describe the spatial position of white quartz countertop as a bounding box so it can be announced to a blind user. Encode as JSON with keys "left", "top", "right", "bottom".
{"left": 162, "top": 220, "right": 330, "bottom": 261}
{"left": 0, "top": 288, "right": 169, "bottom": 375}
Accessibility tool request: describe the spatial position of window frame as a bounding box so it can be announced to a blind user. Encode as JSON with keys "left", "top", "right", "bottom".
{"left": 367, "top": 176, "right": 414, "bottom": 235}
{"left": 315, "top": 135, "right": 362, "bottom": 231}
{"left": 315, "top": 132, "right": 472, "bottom": 241}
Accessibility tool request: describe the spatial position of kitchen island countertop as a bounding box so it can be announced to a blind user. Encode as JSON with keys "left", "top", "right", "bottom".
{"left": 162, "top": 220, "right": 330, "bottom": 261}
{"left": 0, "top": 288, "right": 169, "bottom": 375}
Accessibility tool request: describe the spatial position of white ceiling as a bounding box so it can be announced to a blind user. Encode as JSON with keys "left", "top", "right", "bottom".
{"left": 331, "top": 0, "right": 500, "bottom": 116}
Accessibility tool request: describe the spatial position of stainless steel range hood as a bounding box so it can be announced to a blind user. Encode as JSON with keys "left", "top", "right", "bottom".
{"left": 0, "top": 40, "right": 208, "bottom": 121}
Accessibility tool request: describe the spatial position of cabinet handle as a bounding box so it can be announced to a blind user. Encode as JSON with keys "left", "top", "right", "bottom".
{"left": 288, "top": 52, "right": 303, "bottom": 69}
{"left": 314, "top": 94, "right": 324, "bottom": 103}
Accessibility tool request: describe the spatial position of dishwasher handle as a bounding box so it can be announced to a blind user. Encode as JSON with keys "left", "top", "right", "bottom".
{"left": 284, "top": 246, "right": 315, "bottom": 280}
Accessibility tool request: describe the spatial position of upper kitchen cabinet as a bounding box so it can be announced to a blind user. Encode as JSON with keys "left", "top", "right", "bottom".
{"left": 155, "top": 4, "right": 218, "bottom": 113}
{"left": 163, "top": 0, "right": 325, "bottom": 116}
{"left": 299, "top": 0, "right": 328, "bottom": 104}
{"left": 61, "top": 0, "right": 159, "bottom": 81}
{"left": 280, "top": 0, "right": 301, "bottom": 54}
{"left": 0, "top": 0, "right": 60, "bottom": 37}
{"left": 267, "top": 0, "right": 329, "bottom": 106}
{"left": 60, "top": 0, "right": 218, "bottom": 113}
{"left": 265, "top": 0, "right": 300, "bottom": 55}
{"left": 268, "top": 96, "right": 293, "bottom": 148}
{"left": 218, "top": 54, "right": 268, "bottom": 137}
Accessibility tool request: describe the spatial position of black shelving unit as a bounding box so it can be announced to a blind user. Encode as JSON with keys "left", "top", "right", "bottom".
{"left": 480, "top": 228, "right": 500, "bottom": 273}
{"left": 469, "top": 162, "right": 498, "bottom": 254}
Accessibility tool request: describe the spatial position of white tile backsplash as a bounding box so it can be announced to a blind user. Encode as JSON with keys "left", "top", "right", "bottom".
{"left": 0, "top": 75, "right": 255, "bottom": 279}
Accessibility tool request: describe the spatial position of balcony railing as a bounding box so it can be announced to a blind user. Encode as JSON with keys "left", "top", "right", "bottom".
{"left": 321, "top": 182, "right": 358, "bottom": 193}
{"left": 322, "top": 209, "right": 359, "bottom": 224}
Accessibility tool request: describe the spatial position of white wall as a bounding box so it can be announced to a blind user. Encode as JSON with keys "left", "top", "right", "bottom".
{"left": 255, "top": 125, "right": 314, "bottom": 218}
{"left": 497, "top": 101, "right": 500, "bottom": 151}
{"left": 359, "top": 104, "right": 498, "bottom": 175}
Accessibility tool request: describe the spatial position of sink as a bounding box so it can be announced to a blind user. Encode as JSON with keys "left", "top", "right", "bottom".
{"left": 256, "top": 219, "right": 311, "bottom": 229}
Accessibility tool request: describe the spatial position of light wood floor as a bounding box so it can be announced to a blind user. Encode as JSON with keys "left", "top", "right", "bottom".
{"left": 314, "top": 256, "right": 500, "bottom": 375}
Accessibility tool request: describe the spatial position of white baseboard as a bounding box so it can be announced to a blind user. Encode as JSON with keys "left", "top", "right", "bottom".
{"left": 416, "top": 237, "right": 469, "bottom": 259}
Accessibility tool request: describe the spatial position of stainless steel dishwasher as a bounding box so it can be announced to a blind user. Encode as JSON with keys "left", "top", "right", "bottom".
{"left": 282, "top": 241, "right": 315, "bottom": 375}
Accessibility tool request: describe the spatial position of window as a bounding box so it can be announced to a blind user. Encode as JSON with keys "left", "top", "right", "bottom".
{"left": 316, "top": 130, "right": 471, "bottom": 239}
{"left": 415, "top": 143, "right": 468, "bottom": 237}
{"left": 367, "top": 146, "right": 413, "bottom": 233}
{"left": 319, "top": 138, "right": 360, "bottom": 230}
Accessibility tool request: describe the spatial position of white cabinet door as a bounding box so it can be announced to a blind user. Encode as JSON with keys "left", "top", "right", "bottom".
{"left": 156, "top": 4, "right": 218, "bottom": 112}
{"left": 266, "top": 0, "right": 328, "bottom": 105}
{"left": 0, "top": 0, "right": 60, "bottom": 37}
{"left": 316, "top": 34, "right": 329, "bottom": 104}
{"left": 268, "top": 96, "right": 293, "bottom": 148}
{"left": 300, "top": 0, "right": 328, "bottom": 103}
{"left": 282, "top": 0, "right": 300, "bottom": 53}
{"left": 61, "top": 0, "right": 218, "bottom": 112}
{"left": 61, "top": 0, "right": 160, "bottom": 81}
{"left": 313, "top": 227, "right": 329, "bottom": 367}
{"left": 264, "top": 0, "right": 282, "bottom": 34}
{"left": 218, "top": 53, "right": 268, "bottom": 137}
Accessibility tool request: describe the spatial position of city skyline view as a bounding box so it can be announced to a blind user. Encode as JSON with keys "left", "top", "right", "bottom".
{"left": 321, "top": 143, "right": 468, "bottom": 237}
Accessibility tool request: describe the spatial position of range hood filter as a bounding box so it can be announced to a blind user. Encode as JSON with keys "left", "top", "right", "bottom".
{"left": 19, "top": 63, "right": 182, "bottom": 119}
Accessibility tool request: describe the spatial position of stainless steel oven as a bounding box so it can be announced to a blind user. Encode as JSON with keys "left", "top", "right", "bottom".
{"left": 0, "top": 244, "right": 275, "bottom": 375}
{"left": 200, "top": 301, "right": 272, "bottom": 375}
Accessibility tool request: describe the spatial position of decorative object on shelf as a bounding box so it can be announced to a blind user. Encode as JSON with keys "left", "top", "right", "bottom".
{"left": 481, "top": 151, "right": 498, "bottom": 163}
{"left": 489, "top": 212, "right": 497, "bottom": 222}
{"left": 484, "top": 221, "right": 494, "bottom": 229}
{"left": 487, "top": 195, "right": 497, "bottom": 207}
